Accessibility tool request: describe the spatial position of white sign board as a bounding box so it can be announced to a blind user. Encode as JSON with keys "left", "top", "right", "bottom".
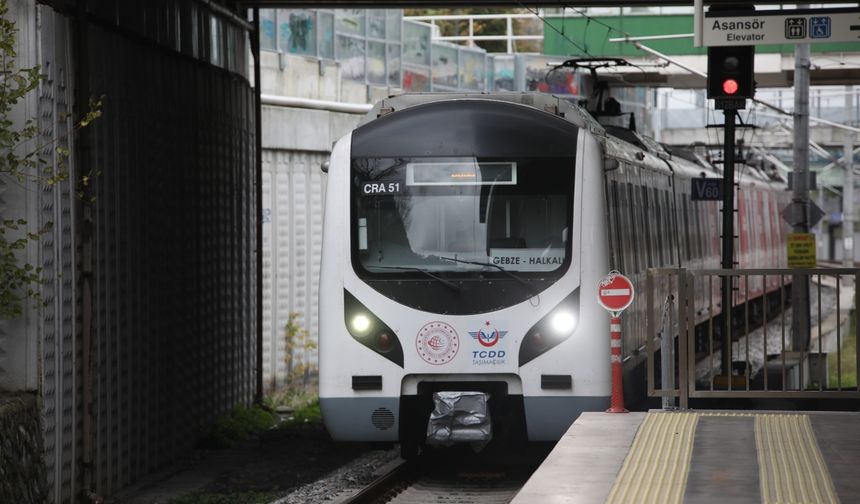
{"left": 488, "top": 248, "right": 565, "bottom": 272}
{"left": 703, "top": 8, "right": 860, "bottom": 46}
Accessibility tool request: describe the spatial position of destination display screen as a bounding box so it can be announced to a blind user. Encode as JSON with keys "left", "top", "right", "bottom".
{"left": 406, "top": 161, "right": 517, "bottom": 186}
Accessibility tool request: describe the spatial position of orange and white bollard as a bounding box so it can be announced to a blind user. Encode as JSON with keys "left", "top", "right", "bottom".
{"left": 597, "top": 271, "right": 633, "bottom": 413}
{"left": 607, "top": 316, "right": 628, "bottom": 413}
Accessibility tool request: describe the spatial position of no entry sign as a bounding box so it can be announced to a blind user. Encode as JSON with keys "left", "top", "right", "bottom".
{"left": 597, "top": 272, "right": 635, "bottom": 314}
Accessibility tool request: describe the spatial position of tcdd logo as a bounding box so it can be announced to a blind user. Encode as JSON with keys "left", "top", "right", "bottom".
{"left": 469, "top": 321, "right": 508, "bottom": 347}
{"left": 472, "top": 350, "right": 506, "bottom": 359}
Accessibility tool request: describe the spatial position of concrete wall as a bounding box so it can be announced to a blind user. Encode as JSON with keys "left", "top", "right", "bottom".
{"left": 259, "top": 50, "right": 391, "bottom": 391}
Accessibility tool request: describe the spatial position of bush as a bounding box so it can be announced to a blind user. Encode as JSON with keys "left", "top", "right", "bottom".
{"left": 202, "top": 405, "right": 279, "bottom": 448}
{"left": 282, "top": 399, "right": 321, "bottom": 427}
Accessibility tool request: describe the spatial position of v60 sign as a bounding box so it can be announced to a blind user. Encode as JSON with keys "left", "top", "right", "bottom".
{"left": 691, "top": 178, "right": 722, "bottom": 201}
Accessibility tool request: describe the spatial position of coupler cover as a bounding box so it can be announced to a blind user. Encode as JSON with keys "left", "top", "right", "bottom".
{"left": 426, "top": 391, "right": 492, "bottom": 447}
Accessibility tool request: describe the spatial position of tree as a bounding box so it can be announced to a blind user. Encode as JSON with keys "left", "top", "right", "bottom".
{"left": 0, "top": 0, "right": 100, "bottom": 319}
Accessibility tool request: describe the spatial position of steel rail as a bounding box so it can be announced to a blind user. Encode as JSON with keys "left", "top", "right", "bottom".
{"left": 340, "top": 459, "right": 417, "bottom": 504}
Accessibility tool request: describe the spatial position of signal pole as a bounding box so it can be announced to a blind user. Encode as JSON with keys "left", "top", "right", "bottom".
{"left": 791, "top": 41, "right": 811, "bottom": 351}
{"left": 844, "top": 86, "right": 855, "bottom": 269}
{"left": 721, "top": 108, "right": 737, "bottom": 380}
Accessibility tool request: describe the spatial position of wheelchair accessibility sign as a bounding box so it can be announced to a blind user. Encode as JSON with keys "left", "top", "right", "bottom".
{"left": 810, "top": 17, "right": 831, "bottom": 39}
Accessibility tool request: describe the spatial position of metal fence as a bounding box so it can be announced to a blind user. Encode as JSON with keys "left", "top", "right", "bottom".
{"left": 647, "top": 268, "right": 860, "bottom": 409}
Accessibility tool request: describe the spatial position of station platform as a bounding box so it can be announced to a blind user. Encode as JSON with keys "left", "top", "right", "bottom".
{"left": 513, "top": 410, "right": 860, "bottom": 504}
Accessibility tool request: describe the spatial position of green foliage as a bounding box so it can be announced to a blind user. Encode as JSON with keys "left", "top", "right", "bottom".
{"left": 202, "top": 405, "right": 279, "bottom": 449}
{"left": 828, "top": 310, "right": 857, "bottom": 388}
{"left": 284, "top": 312, "right": 318, "bottom": 390}
{"left": 167, "top": 491, "right": 278, "bottom": 504}
{"left": 263, "top": 312, "right": 321, "bottom": 426}
{"left": 281, "top": 399, "right": 321, "bottom": 428}
{"left": 264, "top": 385, "right": 316, "bottom": 412}
{"left": 0, "top": 0, "right": 101, "bottom": 319}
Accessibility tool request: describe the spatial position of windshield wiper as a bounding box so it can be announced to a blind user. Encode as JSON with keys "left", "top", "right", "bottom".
{"left": 371, "top": 266, "right": 461, "bottom": 293}
{"left": 433, "top": 255, "right": 539, "bottom": 297}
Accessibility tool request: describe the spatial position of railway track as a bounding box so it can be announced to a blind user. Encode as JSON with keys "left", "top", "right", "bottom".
{"left": 340, "top": 447, "right": 544, "bottom": 504}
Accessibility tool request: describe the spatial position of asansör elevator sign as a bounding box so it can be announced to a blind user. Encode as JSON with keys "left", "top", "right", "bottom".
{"left": 702, "top": 7, "right": 860, "bottom": 46}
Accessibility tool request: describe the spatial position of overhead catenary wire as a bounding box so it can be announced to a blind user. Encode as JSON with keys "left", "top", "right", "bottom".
{"left": 564, "top": 7, "right": 859, "bottom": 133}
{"left": 516, "top": 3, "right": 592, "bottom": 57}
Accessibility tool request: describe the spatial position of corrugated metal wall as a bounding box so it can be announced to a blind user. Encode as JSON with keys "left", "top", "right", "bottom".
{"left": 38, "top": 9, "right": 79, "bottom": 502}
{"left": 29, "top": 1, "right": 258, "bottom": 500}
{"left": 262, "top": 150, "right": 326, "bottom": 391}
{"left": 0, "top": 0, "right": 42, "bottom": 395}
{"left": 81, "top": 7, "right": 257, "bottom": 497}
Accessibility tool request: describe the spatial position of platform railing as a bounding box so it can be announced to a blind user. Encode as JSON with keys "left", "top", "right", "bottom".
{"left": 646, "top": 268, "right": 860, "bottom": 409}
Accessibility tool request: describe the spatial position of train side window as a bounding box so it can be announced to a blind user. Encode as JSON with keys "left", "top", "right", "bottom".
{"left": 610, "top": 179, "right": 624, "bottom": 272}
{"left": 674, "top": 191, "right": 684, "bottom": 263}
{"left": 746, "top": 191, "right": 755, "bottom": 267}
{"left": 664, "top": 190, "right": 675, "bottom": 265}
{"left": 621, "top": 182, "right": 629, "bottom": 273}
{"left": 682, "top": 198, "right": 692, "bottom": 261}
{"left": 652, "top": 186, "right": 660, "bottom": 266}
{"left": 654, "top": 187, "right": 665, "bottom": 266}
{"left": 757, "top": 191, "right": 767, "bottom": 266}
{"left": 650, "top": 185, "right": 658, "bottom": 265}
{"left": 626, "top": 181, "right": 640, "bottom": 273}
{"left": 664, "top": 189, "right": 672, "bottom": 265}
{"left": 623, "top": 182, "right": 636, "bottom": 274}
{"left": 692, "top": 202, "right": 702, "bottom": 259}
{"left": 762, "top": 192, "right": 773, "bottom": 263}
{"left": 673, "top": 191, "right": 680, "bottom": 264}
{"left": 641, "top": 185, "right": 653, "bottom": 267}
{"left": 743, "top": 191, "right": 751, "bottom": 266}
{"left": 702, "top": 201, "right": 722, "bottom": 258}
{"left": 737, "top": 189, "right": 746, "bottom": 267}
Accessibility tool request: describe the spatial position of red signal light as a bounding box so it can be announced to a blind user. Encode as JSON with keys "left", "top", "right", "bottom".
{"left": 722, "top": 78, "right": 739, "bottom": 95}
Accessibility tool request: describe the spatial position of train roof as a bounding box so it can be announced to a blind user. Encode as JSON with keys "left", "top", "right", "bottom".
{"left": 360, "top": 92, "right": 606, "bottom": 135}
{"left": 360, "top": 93, "right": 787, "bottom": 192}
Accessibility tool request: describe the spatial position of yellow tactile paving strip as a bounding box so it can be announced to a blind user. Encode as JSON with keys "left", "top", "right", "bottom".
{"left": 755, "top": 414, "right": 838, "bottom": 504}
{"left": 606, "top": 412, "right": 839, "bottom": 504}
{"left": 605, "top": 412, "right": 699, "bottom": 504}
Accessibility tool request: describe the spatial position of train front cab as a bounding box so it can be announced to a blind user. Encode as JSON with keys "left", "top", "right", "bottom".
{"left": 319, "top": 95, "right": 613, "bottom": 454}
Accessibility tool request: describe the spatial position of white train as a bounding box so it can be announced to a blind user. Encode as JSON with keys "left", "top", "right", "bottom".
{"left": 318, "top": 93, "right": 789, "bottom": 456}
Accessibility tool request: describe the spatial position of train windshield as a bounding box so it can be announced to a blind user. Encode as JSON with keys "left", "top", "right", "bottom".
{"left": 351, "top": 156, "right": 574, "bottom": 276}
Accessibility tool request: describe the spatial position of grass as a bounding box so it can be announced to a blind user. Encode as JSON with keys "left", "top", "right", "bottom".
{"left": 168, "top": 491, "right": 278, "bottom": 504}
{"left": 201, "top": 405, "right": 280, "bottom": 448}
{"left": 828, "top": 311, "right": 858, "bottom": 388}
{"left": 281, "top": 398, "right": 321, "bottom": 427}
{"left": 264, "top": 385, "right": 322, "bottom": 427}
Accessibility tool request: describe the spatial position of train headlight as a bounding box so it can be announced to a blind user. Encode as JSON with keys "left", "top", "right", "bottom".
{"left": 344, "top": 290, "right": 404, "bottom": 367}
{"left": 551, "top": 311, "right": 577, "bottom": 334}
{"left": 351, "top": 314, "right": 371, "bottom": 333}
{"left": 519, "top": 289, "right": 579, "bottom": 367}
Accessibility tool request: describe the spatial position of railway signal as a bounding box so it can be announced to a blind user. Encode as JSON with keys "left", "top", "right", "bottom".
{"left": 707, "top": 45, "right": 755, "bottom": 103}
{"left": 706, "top": 42, "right": 755, "bottom": 382}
